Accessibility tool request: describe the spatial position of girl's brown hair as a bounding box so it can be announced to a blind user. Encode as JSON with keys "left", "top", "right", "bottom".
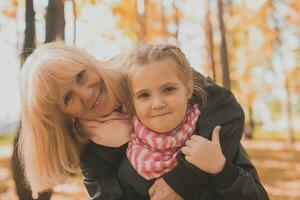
{"left": 126, "top": 43, "right": 206, "bottom": 113}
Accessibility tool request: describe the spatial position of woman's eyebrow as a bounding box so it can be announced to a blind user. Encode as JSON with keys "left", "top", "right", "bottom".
{"left": 75, "top": 69, "right": 86, "bottom": 83}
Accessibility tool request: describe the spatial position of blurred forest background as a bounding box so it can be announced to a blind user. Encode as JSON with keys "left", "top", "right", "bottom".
{"left": 0, "top": 0, "right": 299, "bottom": 199}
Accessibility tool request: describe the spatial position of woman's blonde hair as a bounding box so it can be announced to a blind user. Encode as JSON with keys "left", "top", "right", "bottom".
{"left": 19, "top": 43, "right": 128, "bottom": 194}
{"left": 126, "top": 43, "right": 206, "bottom": 113}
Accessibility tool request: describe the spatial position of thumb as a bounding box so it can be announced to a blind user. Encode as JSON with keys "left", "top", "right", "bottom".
{"left": 212, "top": 125, "right": 221, "bottom": 143}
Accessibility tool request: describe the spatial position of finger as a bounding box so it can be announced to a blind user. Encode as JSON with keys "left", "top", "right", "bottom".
{"left": 97, "top": 116, "right": 129, "bottom": 123}
{"left": 78, "top": 119, "right": 91, "bottom": 125}
{"left": 80, "top": 118, "right": 101, "bottom": 124}
{"left": 79, "top": 120, "right": 99, "bottom": 128}
{"left": 212, "top": 125, "right": 221, "bottom": 143}
{"left": 108, "top": 112, "right": 129, "bottom": 120}
{"left": 185, "top": 139, "right": 196, "bottom": 147}
{"left": 97, "top": 112, "right": 129, "bottom": 121}
{"left": 150, "top": 193, "right": 158, "bottom": 200}
{"left": 149, "top": 184, "right": 156, "bottom": 198}
{"left": 185, "top": 155, "right": 194, "bottom": 164}
{"left": 150, "top": 190, "right": 159, "bottom": 200}
{"left": 190, "top": 134, "right": 206, "bottom": 142}
{"left": 181, "top": 146, "right": 191, "bottom": 156}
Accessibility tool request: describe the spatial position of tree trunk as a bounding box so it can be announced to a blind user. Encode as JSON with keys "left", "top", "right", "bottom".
{"left": 45, "top": 0, "right": 65, "bottom": 42}
{"left": 205, "top": 0, "right": 216, "bottom": 81}
{"left": 12, "top": 123, "right": 53, "bottom": 200}
{"left": 244, "top": 105, "right": 255, "bottom": 139}
{"left": 135, "top": 0, "right": 147, "bottom": 43}
{"left": 13, "top": 1, "right": 53, "bottom": 199}
{"left": 217, "top": 0, "right": 231, "bottom": 90}
{"left": 284, "top": 71, "right": 294, "bottom": 143}
{"left": 160, "top": 0, "right": 167, "bottom": 39}
{"left": 172, "top": 1, "right": 180, "bottom": 45}
{"left": 271, "top": 0, "right": 294, "bottom": 144}
{"left": 22, "top": 0, "right": 36, "bottom": 63}
{"left": 71, "top": 0, "right": 77, "bottom": 46}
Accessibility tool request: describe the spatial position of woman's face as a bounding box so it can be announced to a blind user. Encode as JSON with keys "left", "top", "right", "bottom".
{"left": 57, "top": 67, "right": 117, "bottom": 120}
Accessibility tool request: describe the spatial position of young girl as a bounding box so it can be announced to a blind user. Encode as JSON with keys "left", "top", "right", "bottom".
{"left": 125, "top": 45, "right": 206, "bottom": 179}
{"left": 117, "top": 44, "right": 217, "bottom": 199}
{"left": 117, "top": 44, "right": 269, "bottom": 200}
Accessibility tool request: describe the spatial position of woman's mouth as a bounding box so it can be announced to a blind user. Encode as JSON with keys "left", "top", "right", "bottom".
{"left": 90, "top": 87, "right": 102, "bottom": 110}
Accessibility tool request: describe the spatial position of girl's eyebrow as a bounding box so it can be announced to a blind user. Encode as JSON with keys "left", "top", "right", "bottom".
{"left": 133, "top": 82, "right": 180, "bottom": 97}
{"left": 159, "top": 82, "right": 179, "bottom": 89}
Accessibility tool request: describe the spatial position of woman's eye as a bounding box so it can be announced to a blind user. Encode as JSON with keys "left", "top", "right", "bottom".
{"left": 64, "top": 92, "right": 73, "bottom": 105}
{"left": 163, "top": 87, "right": 176, "bottom": 94}
{"left": 76, "top": 70, "right": 86, "bottom": 84}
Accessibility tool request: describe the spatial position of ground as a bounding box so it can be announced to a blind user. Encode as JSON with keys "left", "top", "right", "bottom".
{"left": 243, "top": 139, "right": 300, "bottom": 200}
{"left": 0, "top": 136, "right": 299, "bottom": 200}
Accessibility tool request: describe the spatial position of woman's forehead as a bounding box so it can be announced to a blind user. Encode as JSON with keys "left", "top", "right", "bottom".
{"left": 43, "top": 63, "right": 81, "bottom": 79}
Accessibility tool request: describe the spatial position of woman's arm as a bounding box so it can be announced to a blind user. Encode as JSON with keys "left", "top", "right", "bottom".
{"left": 152, "top": 118, "right": 269, "bottom": 200}
{"left": 79, "top": 112, "right": 131, "bottom": 200}
{"left": 80, "top": 141, "right": 127, "bottom": 200}
{"left": 209, "top": 144, "right": 269, "bottom": 200}
{"left": 180, "top": 126, "right": 269, "bottom": 200}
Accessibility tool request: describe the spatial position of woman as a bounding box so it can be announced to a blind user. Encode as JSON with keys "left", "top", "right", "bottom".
{"left": 19, "top": 43, "right": 268, "bottom": 200}
{"left": 19, "top": 42, "right": 129, "bottom": 196}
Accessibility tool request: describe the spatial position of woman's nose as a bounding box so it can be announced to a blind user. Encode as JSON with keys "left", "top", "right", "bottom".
{"left": 75, "top": 87, "right": 94, "bottom": 102}
{"left": 151, "top": 96, "right": 165, "bottom": 109}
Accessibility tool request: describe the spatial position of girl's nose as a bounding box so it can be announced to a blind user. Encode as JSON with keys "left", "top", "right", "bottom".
{"left": 151, "top": 96, "right": 165, "bottom": 109}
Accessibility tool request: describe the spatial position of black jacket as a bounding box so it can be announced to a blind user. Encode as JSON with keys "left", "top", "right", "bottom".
{"left": 80, "top": 141, "right": 127, "bottom": 200}
{"left": 80, "top": 76, "right": 269, "bottom": 200}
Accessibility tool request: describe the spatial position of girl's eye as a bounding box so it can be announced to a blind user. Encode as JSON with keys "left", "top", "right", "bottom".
{"left": 64, "top": 92, "right": 73, "bottom": 105}
{"left": 163, "top": 87, "right": 176, "bottom": 94}
{"left": 137, "top": 92, "right": 150, "bottom": 99}
{"left": 76, "top": 70, "right": 86, "bottom": 84}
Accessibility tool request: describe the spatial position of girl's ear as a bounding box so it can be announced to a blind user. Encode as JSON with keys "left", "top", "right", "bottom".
{"left": 186, "top": 85, "right": 193, "bottom": 99}
{"left": 187, "top": 79, "right": 194, "bottom": 99}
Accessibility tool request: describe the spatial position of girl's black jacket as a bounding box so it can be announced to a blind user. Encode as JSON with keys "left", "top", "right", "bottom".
{"left": 79, "top": 74, "right": 269, "bottom": 200}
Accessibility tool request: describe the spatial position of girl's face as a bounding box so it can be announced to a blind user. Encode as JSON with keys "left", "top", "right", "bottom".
{"left": 131, "top": 58, "right": 191, "bottom": 133}
{"left": 57, "top": 67, "right": 117, "bottom": 120}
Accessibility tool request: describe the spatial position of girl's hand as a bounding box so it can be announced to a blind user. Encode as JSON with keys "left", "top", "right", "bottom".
{"left": 181, "top": 126, "right": 226, "bottom": 174}
{"left": 149, "top": 178, "right": 183, "bottom": 200}
{"left": 78, "top": 112, "right": 131, "bottom": 147}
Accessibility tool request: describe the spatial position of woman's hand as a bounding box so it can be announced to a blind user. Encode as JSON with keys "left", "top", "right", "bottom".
{"left": 78, "top": 112, "right": 132, "bottom": 147}
{"left": 181, "top": 126, "right": 226, "bottom": 174}
{"left": 149, "top": 178, "right": 183, "bottom": 200}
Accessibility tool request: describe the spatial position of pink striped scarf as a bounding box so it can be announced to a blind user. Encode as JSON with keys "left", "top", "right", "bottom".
{"left": 126, "top": 105, "right": 200, "bottom": 180}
